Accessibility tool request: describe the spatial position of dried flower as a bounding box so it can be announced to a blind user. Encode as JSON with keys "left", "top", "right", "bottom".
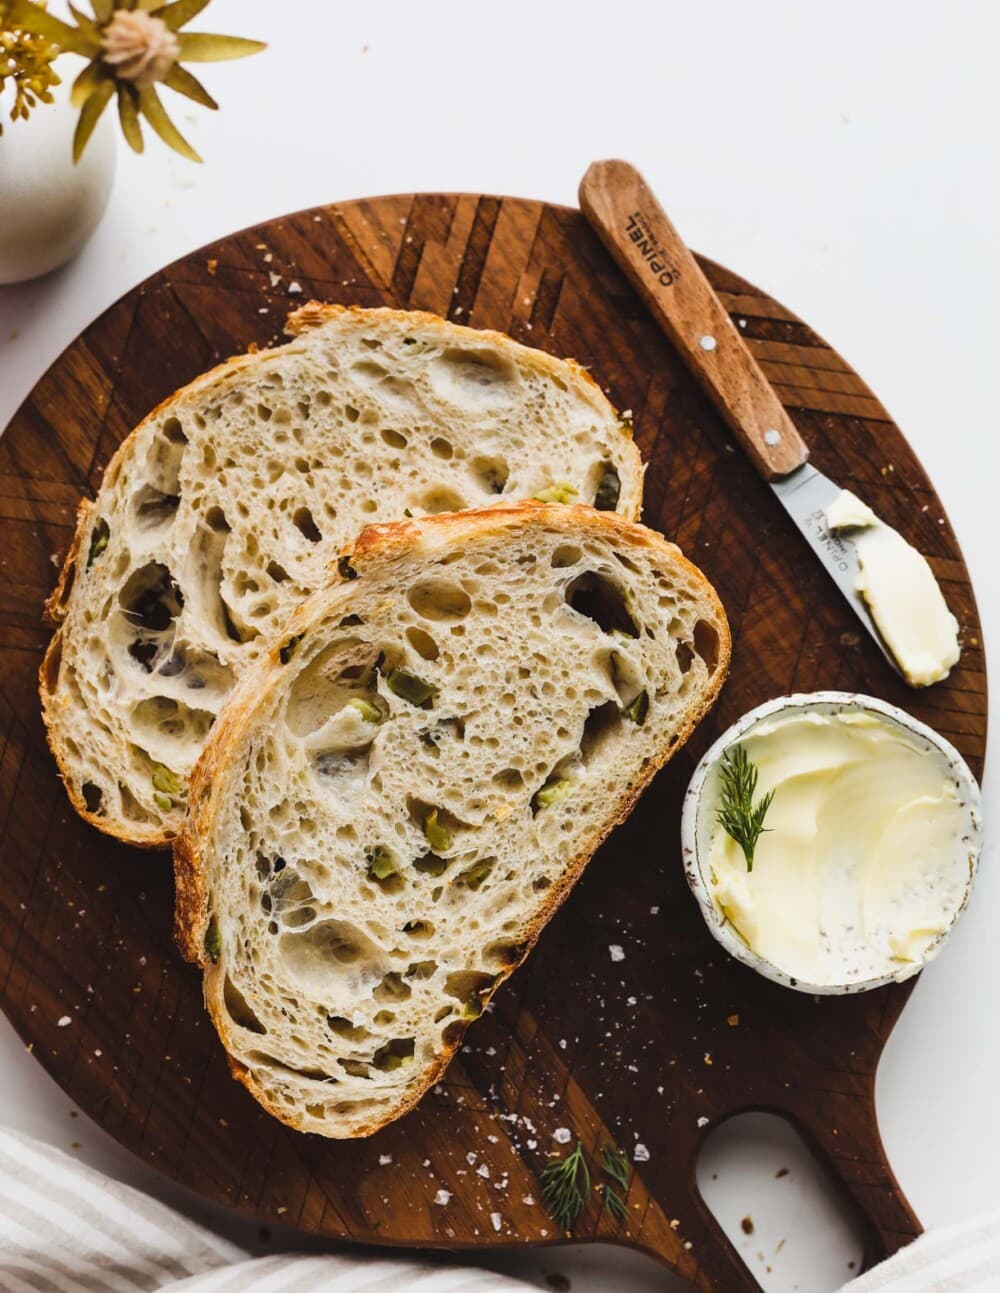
{"left": 4, "top": 0, "right": 265, "bottom": 162}
{"left": 0, "top": 4, "right": 60, "bottom": 133}
{"left": 100, "top": 9, "right": 178, "bottom": 88}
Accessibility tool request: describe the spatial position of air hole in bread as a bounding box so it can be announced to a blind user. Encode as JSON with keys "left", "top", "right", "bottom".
{"left": 491, "top": 767, "right": 524, "bottom": 791}
{"left": 131, "top": 695, "right": 213, "bottom": 758}
{"left": 380, "top": 427, "right": 407, "bottom": 449}
{"left": 351, "top": 360, "right": 388, "bottom": 385}
{"left": 675, "top": 640, "right": 694, "bottom": 674}
{"left": 612, "top": 549, "right": 641, "bottom": 575}
{"left": 162, "top": 417, "right": 187, "bottom": 445}
{"left": 373, "top": 972, "right": 411, "bottom": 1003}
{"left": 156, "top": 645, "right": 234, "bottom": 696}
{"left": 406, "top": 581, "right": 471, "bottom": 622}
{"left": 443, "top": 971, "right": 494, "bottom": 1006}
{"left": 565, "top": 571, "right": 638, "bottom": 638}
{"left": 402, "top": 920, "right": 434, "bottom": 939}
{"left": 343, "top": 403, "right": 359, "bottom": 421}
{"left": 293, "top": 506, "right": 322, "bottom": 543}
{"left": 694, "top": 618, "right": 721, "bottom": 672}
{"left": 118, "top": 781, "right": 155, "bottom": 824}
{"left": 406, "top": 960, "right": 437, "bottom": 980}
{"left": 204, "top": 506, "right": 230, "bottom": 533}
{"left": 551, "top": 544, "right": 583, "bottom": 569}
{"left": 430, "top": 437, "right": 453, "bottom": 460}
{"left": 338, "top": 1058, "right": 371, "bottom": 1079}
{"left": 470, "top": 455, "right": 509, "bottom": 494}
{"left": 120, "top": 562, "right": 183, "bottom": 632}
{"left": 327, "top": 1016, "right": 370, "bottom": 1041}
{"left": 284, "top": 906, "right": 317, "bottom": 929}
{"left": 81, "top": 781, "right": 103, "bottom": 814}
{"left": 280, "top": 920, "right": 376, "bottom": 989}
{"left": 484, "top": 940, "right": 525, "bottom": 967}
{"left": 434, "top": 1006, "right": 454, "bottom": 1023}
{"left": 133, "top": 485, "right": 180, "bottom": 531}
{"left": 405, "top": 627, "right": 440, "bottom": 662}
{"left": 372, "top": 1038, "right": 415, "bottom": 1071}
{"left": 223, "top": 975, "right": 267, "bottom": 1034}
{"left": 373, "top": 1010, "right": 396, "bottom": 1026}
{"left": 286, "top": 642, "right": 381, "bottom": 737}
{"left": 257, "top": 404, "right": 273, "bottom": 422}
{"left": 431, "top": 349, "right": 519, "bottom": 405}
{"left": 419, "top": 487, "right": 467, "bottom": 515}
{"left": 247, "top": 1052, "right": 337, "bottom": 1084}
{"left": 580, "top": 700, "right": 623, "bottom": 764}
{"left": 266, "top": 561, "right": 290, "bottom": 584}
{"left": 532, "top": 875, "right": 551, "bottom": 892}
{"left": 453, "top": 857, "right": 495, "bottom": 891}
{"left": 269, "top": 871, "right": 316, "bottom": 921}
{"left": 593, "top": 465, "right": 622, "bottom": 511}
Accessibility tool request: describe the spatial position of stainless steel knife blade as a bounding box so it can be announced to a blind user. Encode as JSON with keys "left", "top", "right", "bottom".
{"left": 770, "top": 464, "right": 899, "bottom": 675}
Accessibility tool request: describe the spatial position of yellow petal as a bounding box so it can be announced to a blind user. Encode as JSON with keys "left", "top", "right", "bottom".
{"left": 67, "top": 1, "right": 100, "bottom": 39}
{"left": 155, "top": 0, "right": 211, "bottom": 32}
{"left": 162, "top": 62, "right": 217, "bottom": 109}
{"left": 72, "top": 78, "right": 114, "bottom": 162}
{"left": 175, "top": 31, "right": 267, "bottom": 62}
{"left": 70, "top": 57, "right": 107, "bottom": 109}
{"left": 117, "top": 84, "right": 144, "bottom": 153}
{"left": 138, "top": 83, "right": 202, "bottom": 162}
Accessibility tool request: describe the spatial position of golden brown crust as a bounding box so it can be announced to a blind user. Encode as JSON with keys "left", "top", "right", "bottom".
{"left": 174, "top": 502, "right": 730, "bottom": 1136}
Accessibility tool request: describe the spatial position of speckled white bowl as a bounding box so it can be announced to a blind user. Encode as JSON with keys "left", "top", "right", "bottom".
{"left": 681, "top": 691, "right": 982, "bottom": 994}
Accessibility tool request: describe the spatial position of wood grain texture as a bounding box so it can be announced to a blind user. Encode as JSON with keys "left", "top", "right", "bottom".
{"left": 0, "top": 193, "right": 987, "bottom": 1292}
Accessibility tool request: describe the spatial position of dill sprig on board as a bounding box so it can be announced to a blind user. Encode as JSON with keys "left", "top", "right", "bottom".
{"left": 600, "top": 1143, "right": 631, "bottom": 1224}
{"left": 541, "top": 1140, "right": 591, "bottom": 1232}
{"left": 715, "top": 744, "right": 774, "bottom": 872}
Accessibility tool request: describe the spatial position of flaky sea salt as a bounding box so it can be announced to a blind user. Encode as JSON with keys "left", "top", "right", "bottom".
{"left": 378, "top": 1154, "right": 392, "bottom": 1166}
{"left": 56, "top": 1016, "right": 71, "bottom": 1028}
{"left": 553, "top": 1127, "right": 572, "bottom": 1144}
{"left": 609, "top": 945, "right": 625, "bottom": 962}
{"left": 434, "top": 1190, "right": 451, "bottom": 1206}
{"left": 490, "top": 1212, "right": 502, "bottom": 1232}
{"left": 634, "top": 1143, "right": 650, "bottom": 1162}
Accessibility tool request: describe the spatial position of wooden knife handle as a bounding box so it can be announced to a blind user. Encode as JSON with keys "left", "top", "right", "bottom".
{"left": 579, "top": 159, "right": 809, "bottom": 481}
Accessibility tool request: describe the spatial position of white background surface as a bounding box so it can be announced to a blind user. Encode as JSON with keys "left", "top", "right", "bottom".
{"left": 1, "top": 2, "right": 998, "bottom": 1289}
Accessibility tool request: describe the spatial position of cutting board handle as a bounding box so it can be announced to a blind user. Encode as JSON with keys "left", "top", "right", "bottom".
{"left": 579, "top": 159, "right": 810, "bottom": 482}
{"left": 666, "top": 1102, "right": 922, "bottom": 1289}
{"left": 784, "top": 1101, "right": 923, "bottom": 1269}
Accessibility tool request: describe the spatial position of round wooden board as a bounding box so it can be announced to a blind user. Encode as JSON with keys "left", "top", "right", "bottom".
{"left": 0, "top": 194, "right": 986, "bottom": 1291}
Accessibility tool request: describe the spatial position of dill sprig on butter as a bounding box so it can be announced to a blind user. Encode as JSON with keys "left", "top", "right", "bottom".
{"left": 716, "top": 744, "right": 774, "bottom": 872}
{"left": 541, "top": 1140, "right": 590, "bottom": 1232}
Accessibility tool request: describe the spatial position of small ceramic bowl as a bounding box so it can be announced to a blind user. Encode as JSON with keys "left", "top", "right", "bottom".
{"left": 681, "top": 691, "right": 982, "bottom": 994}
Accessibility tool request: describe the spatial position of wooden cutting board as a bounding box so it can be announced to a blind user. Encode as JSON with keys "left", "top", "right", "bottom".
{"left": 0, "top": 194, "right": 986, "bottom": 1291}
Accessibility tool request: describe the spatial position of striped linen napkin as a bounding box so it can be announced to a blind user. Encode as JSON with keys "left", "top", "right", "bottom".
{"left": 0, "top": 1128, "right": 533, "bottom": 1292}
{"left": 1, "top": 1126, "right": 998, "bottom": 1291}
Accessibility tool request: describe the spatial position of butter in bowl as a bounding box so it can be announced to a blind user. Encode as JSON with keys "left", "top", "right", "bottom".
{"left": 682, "top": 692, "right": 982, "bottom": 994}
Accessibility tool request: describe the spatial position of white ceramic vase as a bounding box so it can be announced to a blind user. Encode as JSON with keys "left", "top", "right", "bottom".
{"left": 0, "top": 56, "right": 117, "bottom": 284}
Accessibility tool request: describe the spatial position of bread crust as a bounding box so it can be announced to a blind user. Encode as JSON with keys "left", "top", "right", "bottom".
{"left": 40, "top": 307, "right": 643, "bottom": 851}
{"left": 174, "top": 502, "right": 729, "bottom": 1136}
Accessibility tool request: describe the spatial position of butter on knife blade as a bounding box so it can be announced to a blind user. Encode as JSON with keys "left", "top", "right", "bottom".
{"left": 824, "top": 489, "right": 960, "bottom": 687}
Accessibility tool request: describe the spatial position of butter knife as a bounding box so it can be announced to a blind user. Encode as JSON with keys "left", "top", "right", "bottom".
{"left": 579, "top": 158, "right": 901, "bottom": 678}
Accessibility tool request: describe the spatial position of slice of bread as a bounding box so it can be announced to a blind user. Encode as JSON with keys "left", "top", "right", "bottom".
{"left": 40, "top": 305, "right": 643, "bottom": 848}
{"left": 174, "top": 503, "right": 729, "bottom": 1137}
